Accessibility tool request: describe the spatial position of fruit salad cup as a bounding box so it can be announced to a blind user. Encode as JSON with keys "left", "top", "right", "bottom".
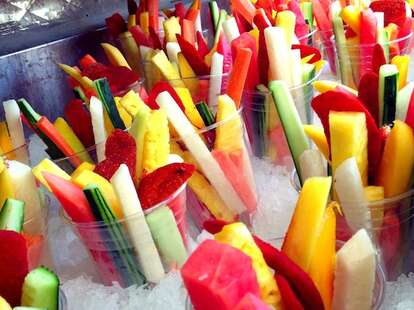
{"left": 59, "top": 175, "right": 189, "bottom": 287}
{"left": 242, "top": 62, "right": 323, "bottom": 165}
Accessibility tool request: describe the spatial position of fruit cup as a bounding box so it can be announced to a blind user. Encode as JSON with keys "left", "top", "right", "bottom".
{"left": 241, "top": 67, "right": 323, "bottom": 166}
{"left": 59, "top": 179, "right": 189, "bottom": 287}
{"left": 333, "top": 32, "right": 414, "bottom": 88}
{"left": 337, "top": 191, "right": 414, "bottom": 281}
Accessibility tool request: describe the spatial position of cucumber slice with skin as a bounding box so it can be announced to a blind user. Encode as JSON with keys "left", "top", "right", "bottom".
{"left": 269, "top": 80, "right": 310, "bottom": 185}
{"left": 209, "top": 1, "right": 220, "bottom": 32}
{"left": 301, "top": 2, "right": 313, "bottom": 31}
{"left": 21, "top": 267, "right": 59, "bottom": 310}
{"left": 195, "top": 102, "right": 215, "bottom": 126}
{"left": 94, "top": 78, "right": 126, "bottom": 130}
{"left": 379, "top": 64, "right": 399, "bottom": 126}
{"left": 0, "top": 198, "right": 25, "bottom": 233}
{"left": 84, "top": 185, "right": 145, "bottom": 286}
{"left": 72, "top": 87, "right": 87, "bottom": 102}
{"left": 396, "top": 82, "right": 414, "bottom": 121}
{"left": 332, "top": 16, "right": 355, "bottom": 89}
{"left": 214, "top": 10, "right": 228, "bottom": 44}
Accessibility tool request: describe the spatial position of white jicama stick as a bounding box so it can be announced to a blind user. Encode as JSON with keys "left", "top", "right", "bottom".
{"left": 374, "top": 12, "right": 384, "bottom": 31}
{"left": 291, "top": 34, "right": 300, "bottom": 45}
{"left": 332, "top": 229, "right": 376, "bottom": 310}
{"left": 299, "top": 149, "right": 327, "bottom": 182}
{"left": 396, "top": 81, "right": 414, "bottom": 120}
{"left": 334, "top": 157, "right": 371, "bottom": 231}
{"left": 156, "top": 91, "right": 246, "bottom": 214}
{"left": 166, "top": 42, "right": 181, "bottom": 64}
{"left": 3, "top": 99, "right": 29, "bottom": 164}
{"left": 265, "top": 27, "right": 292, "bottom": 86}
{"left": 406, "top": 2, "right": 412, "bottom": 18}
{"left": 8, "top": 160, "right": 43, "bottom": 234}
{"left": 168, "top": 154, "right": 184, "bottom": 164}
{"left": 89, "top": 97, "right": 107, "bottom": 162}
{"left": 111, "top": 164, "right": 165, "bottom": 283}
{"left": 195, "top": 13, "right": 202, "bottom": 34}
{"left": 222, "top": 17, "right": 240, "bottom": 44}
{"left": 208, "top": 52, "right": 224, "bottom": 108}
{"left": 290, "top": 49, "right": 303, "bottom": 87}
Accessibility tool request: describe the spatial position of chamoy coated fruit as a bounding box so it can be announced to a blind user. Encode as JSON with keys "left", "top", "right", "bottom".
{"left": 94, "top": 129, "right": 136, "bottom": 180}
{"left": 369, "top": 0, "right": 407, "bottom": 28}
{"left": 138, "top": 163, "right": 195, "bottom": 209}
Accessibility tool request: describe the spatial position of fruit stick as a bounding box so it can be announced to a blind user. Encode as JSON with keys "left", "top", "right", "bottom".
{"left": 269, "top": 80, "right": 310, "bottom": 185}
{"left": 214, "top": 223, "right": 282, "bottom": 308}
{"left": 308, "top": 205, "right": 336, "bottom": 310}
{"left": 391, "top": 55, "right": 410, "bottom": 90}
{"left": 64, "top": 99, "right": 94, "bottom": 148}
{"left": 358, "top": 72, "right": 380, "bottom": 125}
{"left": 174, "top": 87, "right": 205, "bottom": 128}
{"left": 223, "top": 17, "right": 240, "bottom": 44}
{"left": 151, "top": 50, "right": 185, "bottom": 88}
{"left": 84, "top": 184, "right": 145, "bottom": 286}
{"left": 105, "top": 13, "right": 126, "bottom": 38}
{"left": 378, "top": 64, "right": 399, "bottom": 125}
{"left": 208, "top": 52, "right": 224, "bottom": 108}
{"left": 0, "top": 198, "right": 25, "bottom": 233}
{"left": 372, "top": 44, "right": 387, "bottom": 74}
{"left": 2, "top": 100, "right": 24, "bottom": 150}
{"left": 313, "top": 80, "right": 358, "bottom": 96}
{"left": 164, "top": 17, "right": 181, "bottom": 43}
{"left": 303, "top": 125, "right": 330, "bottom": 160}
{"left": 227, "top": 47, "right": 252, "bottom": 108}
{"left": 329, "top": 111, "right": 368, "bottom": 185}
{"left": 0, "top": 230, "right": 28, "bottom": 307}
{"left": 147, "top": 0, "right": 158, "bottom": 31}
{"left": 275, "top": 10, "right": 297, "bottom": 48}
{"left": 145, "top": 206, "right": 188, "bottom": 268}
{"left": 0, "top": 158, "right": 14, "bottom": 208}
{"left": 275, "top": 274, "right": 304, "bottom": 310}
{"left": 235, "top": 293, "right": 270, "bottom": 309}
{"left": 396, "top": 82, "right": 414, "bottom": 120}
{"left": 58, "top": 64, "right": 94, "bottom": 90}
{"left": 53, "top": 117, "right": 92, "bottom": 164}
{"left": 254, "top": 10, "right": 271, "bottom": 86}
{"left": 359, "top": 9, "right": 377, "bottom": 78}
{"left": 101, "top": 43, "right": 131, "bottom": 69}
{"left": 94, "top": 78, "right": 126, "bottom": 130}
{"left": 182, "top": 19, "right": 196, "bottom": 45}
{"left": 299, "top": 149, "right": 326, "bottom": 182}
{"left": 166, "top": 42, "right": 181, "bottom": 64}
{"left": 181, "top": 240, "right": 261, "bottom": 310}
{"left": 32, "top": 158, "right": 71, "bottom": 191}
{"left": 291, "top": 49, "right": 303, "bottom": 87}
{"left": 332, "top": 229, "right": 376, "bottom": 310}
{"left": 282, "top": 176, "right": 332, "bottom": 272}
{"left": 156, "top": 91, "right": 246, "bottom": 214}
{"left": 111, "top": 164, "right": 165, "bottom": 283}
{"left": 176, "top": 34, "right": 210, "bottom": 76}
{"left": 177, "top": 53, "right": 198, "bottom": 93}
{"left": 7, "top": 160, "right": 43, "bottom": 235}
{"left": 377, "top": 120, "right": 414, "bottom": 197}
{"left": 118, "top": 31, "right": 141, "bottom": 74}
{"left": 89, "top": 97, "right": 107, "bottom": 162}
{"left": 21, "top": 267, "right": 59, "bottom": 310}
{"left": 265, "top": 27, "right": 292, "bottom": 85}
{"left": 231, "top": 0, "right": 256, "bottom": 24}
{"left": 334, "top": 157, "right": 371, "bottom": 231}
{"left": 340, "top": 6, "right": 361, "bottom": 34}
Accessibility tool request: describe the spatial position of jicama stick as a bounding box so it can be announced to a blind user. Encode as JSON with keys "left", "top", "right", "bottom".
{"left": 290, "top": 49, "right": 303, "bottom": 87}
{"left": 166, "top": 42, "right": 181, "bottom": 64}
{"left": 156, "top": 91, "right": 246, "bottom": 214}
{"left": 299, "top": 149, "right": 327, "bottom": 182}
{"left": 334, "top": 157, "right": 371, "bottom": 231}
{"left": 223, "top": 17, "right": 240, "bottom": 44}
{"left": 89, "top": 97, "right": 107, "bottom": 162}
{"left": 111, "top": 164, "right": 165, "bottom": 283}
{"left": 275, "top": 10, "right": 296, "bottom": 48}
{"left": 227, "top": 47, "right": 252, "bottom": 108}
{"left": 395, "top": 82, "right": 414, "bottom": 120}
{"left": 265, "top": 27, "right": 292, "bottom": 85}
{"left": 208, "top": 52, "right": 224, "bottom": 108}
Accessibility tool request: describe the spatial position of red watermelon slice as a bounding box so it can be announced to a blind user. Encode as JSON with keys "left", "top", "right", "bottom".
{"left": 234, "top": 293, "right": 269, "bottom": 310}
{"left": 0, "top": 230, "right": 29, "bottom": 306}
{"left": 181, "top": 239, "right": 260, "bottom": 310}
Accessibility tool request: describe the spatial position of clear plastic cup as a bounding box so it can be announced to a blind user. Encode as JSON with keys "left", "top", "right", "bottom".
{"left": 1, "top": 143, "right": 30, "bottom": 165}
{"left": 333, "top": 32, "right": 414, "bottom": 88}
{"left": 60, "top": 181, "right": 188, "bottom": 287}
{"left": 241, "top": 68, "right": 322, "bottom": 166}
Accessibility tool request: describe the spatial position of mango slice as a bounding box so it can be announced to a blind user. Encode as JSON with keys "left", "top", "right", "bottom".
{"left": 32, "top": 158, "right": 71, "bottom": 191}
{"left": 303, "top": 125, "right": 330, "bottom": 160}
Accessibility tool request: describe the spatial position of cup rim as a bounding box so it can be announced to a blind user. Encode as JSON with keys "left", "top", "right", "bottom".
{"left": 61, "top": 181, "right": 187, "bottom": 228}
{"left": 112, "top": 78, "right": 145, "bottom": 97}
{"left": 0, "top": 142, "right": 28, "bottom": 159}
{"left": 332, "top": 30, "right": 413, "bottom": 49}
{"left": 297, "top": 27, "right": 318, "bottom": 41}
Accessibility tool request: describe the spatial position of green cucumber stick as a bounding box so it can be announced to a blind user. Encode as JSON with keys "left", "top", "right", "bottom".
{"left": 209, "top": 1, "right": 220, "bottom": 32}
{"left": 195, "top": 102, "right": 214, "bottom": 126}
{"left": 301, "top": 2, "right": 313, "bottom": 31}
{"left": 0, "top": 198, "right": 25, "bottom": 232}
{"left": 214, "top": 9, "right": 228, "bottom": 44}
{"left": 269, "top": 80, "right": 310, "bottom": 185}
{"left": 379, "top": 64, "right": 399, "bottom": 126}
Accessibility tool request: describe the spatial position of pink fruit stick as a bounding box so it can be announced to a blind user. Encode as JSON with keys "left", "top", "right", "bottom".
{"left": 359, "top": 9, "right": 377, "bottom": 79}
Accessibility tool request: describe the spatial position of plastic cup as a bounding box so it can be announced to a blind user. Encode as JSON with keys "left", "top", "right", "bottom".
{"left": 333, "top": 32, "right": 414, "bottom": 88}
{"left": 60, "top": 181, "right": 188, "bottom": 287}
{"left": 1, "top": 143, "right": 30, "bottom": 165}
{"left": 241, "top": 68, "right": 323, "bottom": 166}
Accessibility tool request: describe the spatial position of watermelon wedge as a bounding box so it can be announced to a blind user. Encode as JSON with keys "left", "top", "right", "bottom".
{"left": 181, "top": 239, "right": 260, "bottom": 310}
{"left": 0, "top": 230, "right": 28, "bottom": 307}
{"left": 234, "top": 293, "right": 269, "bottom": 310}
{"left": 212, "top": 149, "right": 257, "bottom": 212}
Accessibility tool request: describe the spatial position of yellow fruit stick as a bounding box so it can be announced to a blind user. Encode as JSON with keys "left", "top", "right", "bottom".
{"left": 58, "top": 63, "right": 94, "bottom": 89}
{"left": 0, "top": 122, "right": 13, "bottom": 156}
{"left": 0, "top": 158, "right": 14, "bottom": 208}
{"left": 101, "top": 43, "right": 131, "bottom": 69}
{"left": 313, "top": 80, "right": 358, "bottom": 96}
{"left": 151, "top": 50, "right": 185, "bottom": 88}
{"left": 303, "top": 125, "right": 330, "bottom": 160}
{"left": 140, "top": 12, "right": 150, "bottom": 35}
{"left": 54, "top": 117, "right": 93, "bottom": 164}
{"left": 163, "top": 16, "right": 181, "bottom": 42}
{"left": 282, "top": 177, "right": 332, "bottom": 271}
{"left": 340, "top": 6, "right": 361, "bottom": 34}
{"left": 32, "top": 158, "right": 71, "bottom": 191}
{"left": 391, "top": 55, "right": 410, "bottom": 90}
{"left": 177, "top": 53, "right": 199, "bottom": 93}
{"left": 71, "top": 162, "right": 96, "bottom": 180}
{"left": 364, "top": 186, "right": 384, "bottom": 231}
{"left": 174, "top": 87, "right": 205, "bottom": 128}
{"left": 119, "top": 90, "right": 148, "bottom": 117}
{"left": 275, "top": 10, "right": 297, "bottom": 47}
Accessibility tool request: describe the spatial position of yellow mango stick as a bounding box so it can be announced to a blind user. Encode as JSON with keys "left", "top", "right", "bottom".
{"left": 101, "top": 43, "right": 131, "bottom": 69}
